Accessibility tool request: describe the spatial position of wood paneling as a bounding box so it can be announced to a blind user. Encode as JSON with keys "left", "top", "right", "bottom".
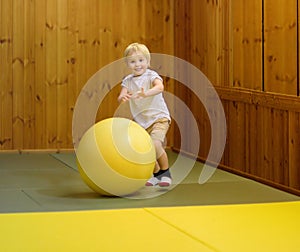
{"left": 175, "top": 0, "right": 231, "bottom": 86}
{"left": 0, "top": 0, "right": 174, "bottom": 150}
{"left": 12, "top": 0, "right": 24, "bottom": 149}
{"left": 45, "top": 0, "right": 57, "bottom": 149}
{"left": 231, "top": 0, "right": 262, "bottom": 90}
{"left": 289, "top": 112, "right": 300, "bottom": 188}
{"left": 173, "top": 0, "right": 300, "bottom": 194}
{"left": 34, "top": 0, "right": 47, "bottom": 149}
{"left": 0, "top": 0, "right": 13, "bottom": 149}
{"left": 24, "top": 0, "right": 35, "bottom": 148}
{"left": 57, "top": 0, "right": 69, "bottom": 149}
{"left": 218, "top": 88, "right": 296, "bottom": 190}
{"left": 264, "top": 0, "right": 298, "bottom": 95}
{"left": 175, "top": 0, "right": 299, "bottom": 94}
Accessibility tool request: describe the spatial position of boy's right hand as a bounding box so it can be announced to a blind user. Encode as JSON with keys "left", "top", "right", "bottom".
{"left": 119, "top": 92, "right": 132, "bottom": 102}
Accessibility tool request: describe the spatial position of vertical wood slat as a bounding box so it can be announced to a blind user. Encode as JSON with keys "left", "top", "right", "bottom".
{"left": 219, "top": 0, "right": 231, "bottom": 87}
{"left": 66, "top": 0, "right": 78, "bottom": 147}
{"left": 76, "top": 1, "right": 96, "bottom": 111}
{"left": 0, "top": 0, "right": 13, "bottom": 149}
{"left": 173, "top": 0, "right": 191, "bottom": 152}
{"left": 264, "top": 0, "right": 298, "bottom": 95}
{"left": 289, "top": 112, "right": 300, "bottom": 188}
{"left": 34, "top": 0, "right": 46, "bottom": 149}
{"left": 98, "top": 0, "right": 118, "bottom": 122}
{"left": 162, "top": 0, "right": 175, "bottom": 147}
{"left": 12, "top": 0, "right": 25, "bottom": 149}
{"left": 231, "top": 0, "right": 262, "bottom": 90}
{"left": 97, "top": 0, "right": 113, "bottom": 68}
{"left": 189, "top": 0, "right": 230, "bottom": 86}
{"left": 261, "top": 108, "right": 289, "bottom": 185}
{"left": 213, "top": 0, "right": 231, "bottom": 86}
{"left": 227, "top": 101, "right": 247, "bottom": 171}
{"left": 172, "top": 0, "right": 180, "bottom": 149}
{"left": 247, "top": 104, "right": 259, "bottom": 175}
{"left": 24, "top": 0, "right": 35, "bottom": 148}
{"left": 45, "top": 0, "right": 57, "bottom": 148}
{"left": 57, "top": 0, "right": 68, "bottom": 149}
{"left": 203, "top": 0, "right": 218, "bottom": 83}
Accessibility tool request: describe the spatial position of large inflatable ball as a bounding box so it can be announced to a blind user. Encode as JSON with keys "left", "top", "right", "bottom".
{"left": 76, "top": 117, "right": 156, "bottom": 196}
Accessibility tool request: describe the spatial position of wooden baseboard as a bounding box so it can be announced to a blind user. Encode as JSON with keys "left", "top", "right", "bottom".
{"left": 0, "top": 148, "right": 75, "bottom": 154}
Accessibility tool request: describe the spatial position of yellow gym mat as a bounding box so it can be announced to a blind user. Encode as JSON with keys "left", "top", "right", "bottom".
{"left": 1, "top": 201, "right": 299, "bottom": 252}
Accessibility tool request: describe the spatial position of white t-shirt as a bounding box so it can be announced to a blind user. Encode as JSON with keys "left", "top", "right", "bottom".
{"left": 121, "top": 69, "right": 171, "bottom": 129}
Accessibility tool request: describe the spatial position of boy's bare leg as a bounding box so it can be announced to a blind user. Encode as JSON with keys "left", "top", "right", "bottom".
{"left": 146, "top": 139, "right": 171, "bottom": 186}
{"left": 157, "top": 151, "right": 169, "bottom": 170}
{"left": 153, "top": 151, "right": 168, "bottom": 173}
{"left": 153, "top": 162, "right": 160, "bottom": 173}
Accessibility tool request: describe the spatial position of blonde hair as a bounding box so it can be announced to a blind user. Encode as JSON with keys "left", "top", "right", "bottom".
{"left": 124, "top": 42, "right": 151, "bottom": 64}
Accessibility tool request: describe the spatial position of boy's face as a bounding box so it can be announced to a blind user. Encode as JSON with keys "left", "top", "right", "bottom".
{"left": 127, "top": 51, "right": 149, "bottom": 76}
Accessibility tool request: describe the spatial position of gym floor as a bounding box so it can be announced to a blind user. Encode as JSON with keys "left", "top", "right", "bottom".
{"left": 1, "top": 150, "right": 300, "bottom": 251}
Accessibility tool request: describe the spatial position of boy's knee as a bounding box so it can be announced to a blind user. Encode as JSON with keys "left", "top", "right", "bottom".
{"left": 153, "top": 139, "right": 165, "bottom": 158}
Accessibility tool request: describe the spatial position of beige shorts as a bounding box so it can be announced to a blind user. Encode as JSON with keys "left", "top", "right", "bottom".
{"left": 146, "top": 118, "right": 170, "bottom": 143}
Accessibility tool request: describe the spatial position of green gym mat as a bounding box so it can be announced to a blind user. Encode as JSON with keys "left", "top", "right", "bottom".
{"left": 0, "top": 150, "right": 299, "bottom": 213}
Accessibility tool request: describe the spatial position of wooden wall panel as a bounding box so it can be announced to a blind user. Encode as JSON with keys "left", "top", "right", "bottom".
{"left": 289, "top": 112, "right": 300, "bottom": 188}
{"left": 205, "top": 0, "right": 231, "bottom": 86}
{"left": 264, "top": 0, "right": 298, "bottom": 95}
{"left": 173, "top": 0, "right": 230, "bottom": 161}
{"left": 218, "top": 88, "right": 296, "bottom": 191}
{"left": 231, "top": 0, "right": 262, "bottom": 90}
{"left": 175, "top": 0, "right": 231, "bottom": 86}
{"left": 67, "top": 0, "right": 79, "bottom": 148}
{"left": 0, "top": 0, "right": 13, "bottom": 149}
{"left": 12, "top": 0, "right": 25, "bottom": 149}
{"left": 34, "top": 0, "right": 47, "bottom": 149}
{"left": 262, "top": 108, "right": 289, "bottom": 185}
{"left": 226, "top": 101, "right": 247, "bottom": 172}
{"left": 246, "top": 104, "right": 263, "bottom": 176}
{"left": 172, "top": 0, "right": 300, "bottom": 195}
{"left": 57, "top": 0, "right": 69, "bottom": 149}
{"left": 24, "top": 0, "right": 35, "bottom": 148}
{"left": 45, "top": 0, "right": 57, "bottom": 149}
{"left": 0, "top": 0, "right": 174, "bottom": 150}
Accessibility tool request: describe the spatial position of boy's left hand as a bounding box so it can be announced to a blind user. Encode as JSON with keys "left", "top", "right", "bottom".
{"left": 132, "top": 88, "right": 147, "bottom": 99}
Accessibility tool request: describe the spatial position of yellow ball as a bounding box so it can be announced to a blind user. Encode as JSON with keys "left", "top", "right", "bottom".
{"left": 76, "top": 117, "right": 156, "bottom": 196}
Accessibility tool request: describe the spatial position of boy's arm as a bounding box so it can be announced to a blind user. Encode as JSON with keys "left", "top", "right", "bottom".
{"left": 118, "top": 87, "right": 132, "bottom": 103}
{"left": 133, "top": 78, "right": 164, "bottom": 99}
